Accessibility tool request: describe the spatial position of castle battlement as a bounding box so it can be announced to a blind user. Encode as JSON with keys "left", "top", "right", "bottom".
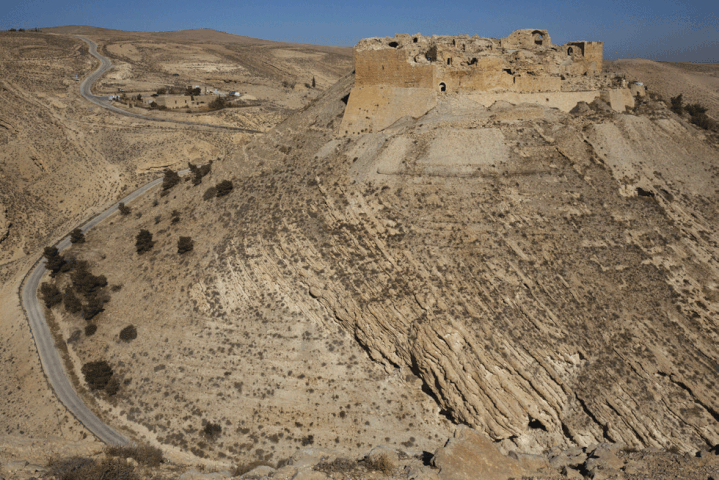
{"left": 341, "top": 30, "right": 633, "bottom": 135}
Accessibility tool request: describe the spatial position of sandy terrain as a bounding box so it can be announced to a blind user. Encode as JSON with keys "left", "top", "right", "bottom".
{"left": 0, "top": 28, "right": 348, "bottom": 462}
{"left": 609, "top": 59, "right": 719, "bottom": 118}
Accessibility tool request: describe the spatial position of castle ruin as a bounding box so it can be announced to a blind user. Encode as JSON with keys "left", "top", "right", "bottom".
{"left": 341, "top": 29, "right": 635, "bottom": 135}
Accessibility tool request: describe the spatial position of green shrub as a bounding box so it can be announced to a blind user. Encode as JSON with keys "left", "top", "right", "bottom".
{"left": 216, "top": 180, "right": 233, "bottom": 197}
{"left": 208, "top": 96, "right": 226, "bottom": 110}
{"left": 81, "top": 360, "right": 113, "bottom": 390}
{"left": 685, "top": 103, "right": 713, "bottom": 130}
{"left": 48, "top": 456, "right": 138, "bottom": 480}
{"left": 118, "top": 202, "right": 131, "bottom": 215}
{"left": 119, "top": 325, "right": 137, "bottom": 342}
{"left": 203, "top": 186, "right": 217, "bottom": 200}
{"left": 43, "top": 246, "right": 66, "bottom": 276}
{"left": 71, "top": 261, "right": 108, "bottom": 297}
{"left": 177, "top": 236, "right": 194, "bottom": 254}
{"left": 162, "top": 168, "right": 180, "bottom": 191}
{"left": 233, "top": 461, "right": 274, "bottom": 476}
{"left": 70, "top": 228, "right": 85, "bottom": 244}
{"left": 106, "top": 445, "right": 164, "bottom": 467}
{"left": 189, "top": 160, "right": 213, "bottom": 185}
{"left": 82, "top": 295, "right": 104, "bottom": 320}
{"left": 85, "top": 324, "right": 97, "bottom": 336}
{"left": 670, "top": 94, "right": 683, "bottom": 114}
{"left": 64, "top": 287, "right": 82, "bottom": 314}
{"left": 203, "top": 422, "right": 222, "bottom": 440}
{"left": 105, "top": 376, "right": 120, "bottom": 396}
{"left": 135, "top": 229, "right": 154, "bottom": 254}
{"left": 40, "top": 282, "right": 63, "bottom": 308}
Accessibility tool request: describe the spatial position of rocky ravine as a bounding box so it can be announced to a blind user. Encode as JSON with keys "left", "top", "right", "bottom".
{"left": 45, "top": 69, "right": 719, "bottom": 469}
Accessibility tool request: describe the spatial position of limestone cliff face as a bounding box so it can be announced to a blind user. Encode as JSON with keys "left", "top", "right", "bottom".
{"left": 183, "top": 75, "right": 719, "bottom": 454}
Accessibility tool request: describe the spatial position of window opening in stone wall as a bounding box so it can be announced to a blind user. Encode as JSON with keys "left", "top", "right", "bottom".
{"left": 469, "top": 58, "right": 478, "bottom": 65}
{"left": 447, "top": 58, "right": 452, "bottom": 66}
{"left": 439, "top": 82, "right": 446, "bottom": 92}
{"left": 413, "top": 37, "right": 418, "bottom": 43}
{"left": 567, "top": 47, "right": 573, "bottom": 55}
{"left": 533, "top": 32, "right": 543, "bottom": 46}
{"left": 388, "top": 42, "right": 399, "bottom": 48}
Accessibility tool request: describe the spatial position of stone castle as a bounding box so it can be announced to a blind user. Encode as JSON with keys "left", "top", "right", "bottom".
{"left": 341, "top": 29, "right": 638, "bottom": 135}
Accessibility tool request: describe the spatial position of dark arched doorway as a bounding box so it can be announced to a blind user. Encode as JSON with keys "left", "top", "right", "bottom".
{"left": 439, "top": 82, "right": 446, "bottom": 92}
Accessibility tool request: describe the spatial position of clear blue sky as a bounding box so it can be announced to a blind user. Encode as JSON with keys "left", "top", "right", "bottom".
{"left": 3, "top": 0, "right": 718, "bottom": 62}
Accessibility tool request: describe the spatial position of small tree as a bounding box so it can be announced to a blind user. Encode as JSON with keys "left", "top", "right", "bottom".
{"left": 312, "top": 76, "right": 316, "bottom": 88}
{"left": 150, "top": 101, "right": 158, "bottom": 108}
{"left": 216, "top": 180, "right": 233, "bottom": 197}
{"left": 118, "top": 202, "right": 131, "bottom": 215}
{"left": 70, "top": 228, "right": 85, "bottom": 244}
{"left": 43, "top": 246, "right": 66, "bottom": 276}
{"left": 162, "top": 168, "right": 180, "bottom": 191}
{"left": 119, "top": 325, "right": 137, "bottom": 342}
{"left": 136, "top": 93, "right": 142, "bottom": 101}
{"left": 40, "top": 282, "right": 63, "bottom": 308}
{"left": 670, "top": 94, "right": 683, "bottom": 115}
{"left": 203, "top": 422, "right": 222, "bottom": 440}
{"left": 83, "top": 295, "right": 104, "bottom": 320}
{"left": 156, "top": 87, "right": 167, "bottom": 95}
{"left": 135, "top": 229, "right": 154, "bottom": 254}
{"left": 71, "top": 260, "right": 108, "bottom": 297}
{"left": 85, "top": 324, "right": 97, "bottom": 336}
{"left": 177, "top": 236, "right": 194, "bottom": 254}
{"left": 209, "top": 96, "right": 226, "bottom": 110}
{"left": 81, "top": 360, "right": 113, "bottom": 390}
{"left": 63, "top": 287, "right": 82, "bottom": 314}
{"left": 203, "top": 186, "right": 217, "bottom": 200}
{"left": 171, "top": 210, "right": 181, "bottom": 224}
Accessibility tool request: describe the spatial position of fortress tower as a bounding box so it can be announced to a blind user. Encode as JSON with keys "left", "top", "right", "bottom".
{"left": 341, "top": 30, "right": 633, "bottom": 135}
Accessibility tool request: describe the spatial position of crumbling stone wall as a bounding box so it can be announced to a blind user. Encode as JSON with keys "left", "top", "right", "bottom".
{"left": 341, "top": 29, "right": 632, "bottom": 135}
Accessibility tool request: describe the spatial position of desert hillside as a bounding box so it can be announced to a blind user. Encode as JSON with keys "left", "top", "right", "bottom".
{"left": 3, "top": 27, "right": 719, "bottom": 479}
{"left": 34, "top": 56, "right": 719, "bottom": 472}
{"left": 609, "top": 59, "right": 719, "bottom": 118}
{"left": 0, "top": 27, "right": 350, "bottom": 466}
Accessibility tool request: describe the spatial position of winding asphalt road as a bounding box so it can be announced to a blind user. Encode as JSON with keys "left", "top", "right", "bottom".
{"left": 76, "top": 35, "right": 261, "bottom": 133}
{"left": 19, "top": 34, "right": 240, "bottom": 445}
{"left": 20, "top": 177, "right": 169, "bottom": 446}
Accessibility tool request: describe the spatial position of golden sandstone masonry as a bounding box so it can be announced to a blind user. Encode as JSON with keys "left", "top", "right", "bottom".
{"left": 341, "top": 29, "right": 635, "bottom": 134}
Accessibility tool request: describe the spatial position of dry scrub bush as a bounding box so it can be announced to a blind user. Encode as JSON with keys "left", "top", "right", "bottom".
{"left": 70, "top": 228, "right": 85, "bottom": 244}
{"left": 203, "top": 421, "right": 222, "bottom": 440}
{"left": 366, "top": 453, "right": 396, "bottom": 474}
{"left": 64, "top": 287, "right": 82, "bottom": 314}
{"left": 81, "top": 360, "right": 113, "bottom": 391}
{"left": 106, "top": 445, "right": 163, "bottom": 467}
{"left": 233, "top": 460, "right": 274, "bottom": 476}
{"left": 120, "top": 325, "right": 137, "bottom": 342}
{"left": 135, "top": 229, "right": 155, "bottom": 254}
{"left": 216, "top": 180, "right": 233, "bottom": 197}
{"left": 48, "top": 456, "right": 138, "bottom": 480}
{"left": 177, "top": 236, "right": 194, "bottom": 254}
{"left": 162, "top": 168, "right": 181, "bottom": 191}
{"left": 118, "top": 202, "right": 132, "bottom": 215}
